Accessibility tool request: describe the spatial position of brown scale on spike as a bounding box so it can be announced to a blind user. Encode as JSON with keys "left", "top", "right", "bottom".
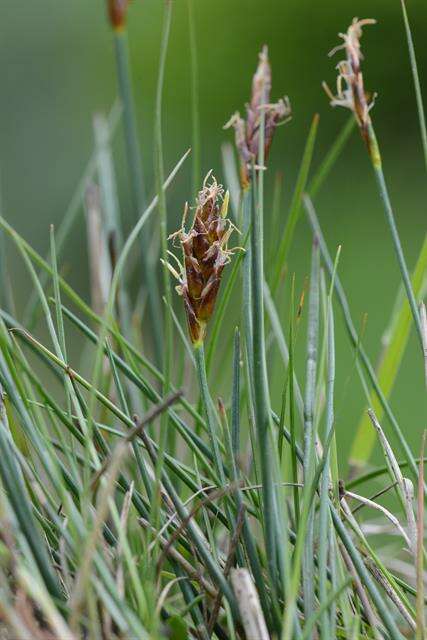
{"left": 165, "top": 175, "right": 236, "bottom": 346}
{"left": 224, "top": 46, "right": 291, "bottom": 189}
{"left": 107, "top": 0, "right": 130, "bottom": 30}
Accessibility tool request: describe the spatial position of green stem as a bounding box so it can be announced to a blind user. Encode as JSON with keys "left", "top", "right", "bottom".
{"left": 318, "top": 303, "right": 335, "bottom": 639}
{"left": 330, "top": 504, "right": 404, "bottom": 640}
{"left": 187, "top": 0, "right": 201, "bottom": 195}
{"left": 242, "top": 186, "right": 253, "bottom": 366}
{"left": 302, "top": 239, "right": 320, "bottom": 623}
{"left": 194, "top": 344, "right": 225, "bottom": 485}
{"left": 113, "top": 29, "right": 163, "bottom": 365}
{"left": 368, "top": 124, "right": 423, "bottom": 352}
{"left": 250, "top": 170, "right": 278, "bottom": 589}
{"left": 305, "top": 195, "right": 420, "bottom": 484}
{"left": 288, "top": 279, "right": 300, "bottom": 525}
{"left": 154, "top": 0, "right": 173, "bottom": 469}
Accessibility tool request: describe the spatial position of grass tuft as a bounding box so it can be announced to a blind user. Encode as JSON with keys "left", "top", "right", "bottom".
{"left": 0, "top": 6, "right": 424, "bottom": 640}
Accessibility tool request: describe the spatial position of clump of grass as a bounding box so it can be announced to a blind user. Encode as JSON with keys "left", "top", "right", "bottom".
{"left": 0, "top": 4, "right": 425, "bottom": 640}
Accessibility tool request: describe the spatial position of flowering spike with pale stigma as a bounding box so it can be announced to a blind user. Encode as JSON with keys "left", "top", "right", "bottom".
{"left": 324, "top": 17, "right": 425, "bottom": 355}
{"left": 323, "top": 18, "right": 376, "bottom": 144}
{"left": 166, "top": 175, "right": 236, "bottom": 347}
{"left": 224, "top": 45, "right": 291, "bottom": 188}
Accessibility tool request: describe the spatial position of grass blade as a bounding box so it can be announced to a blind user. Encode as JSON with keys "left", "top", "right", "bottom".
{"left": 351, "top": 233, "right": 427, "bottom": 465}
{"left": 271, "top": 114, "right": 319, "bottom": 294}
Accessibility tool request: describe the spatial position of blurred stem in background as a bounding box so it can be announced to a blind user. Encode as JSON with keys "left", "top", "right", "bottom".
{"left": 110, "top": 9, "right": 164, "bottom": 366}
{"left": 187, "top": 0, "right": 201, "bottom": 196}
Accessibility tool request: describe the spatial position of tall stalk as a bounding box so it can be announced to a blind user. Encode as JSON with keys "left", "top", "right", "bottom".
{"left": 302, "top": 240, "right": 320, "bottom": 624}
{"left": 318, "top": 302, "right": 335, "bottom": 640}
{"left": 112, "top": 26, "right": 163, "bottom": 364}
{"left": 324, "top": 18, "right": 423, "bottom": 352}
{"left": 366, "top": 124, "right": 423, "bottom": 349}
{"left": 242, "top": 186, "right": 253, "bottom": 366}
{"left": 251, "top": 150, "right": 279, "bottom": 588}
{"left": 152, "top": 0, "right": 173, "bottom": 521}
{"left": 187, "top": 0, "right": 201, "bottom": 196}
{"left": 193, "top": 344, "right": 225, "bottom": 485}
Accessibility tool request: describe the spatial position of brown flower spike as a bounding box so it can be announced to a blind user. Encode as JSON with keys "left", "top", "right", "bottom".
{"left": 225, "top": 46, "right": 291, "bottom": 188}
{"left": 107, "top": 0, "right": 130, "bottom": 30}
{"left": 324, "top": 18, "right": 376, "bottom": 142}
{"left": 166, "top": 175, "right": 235, "bottom": 347}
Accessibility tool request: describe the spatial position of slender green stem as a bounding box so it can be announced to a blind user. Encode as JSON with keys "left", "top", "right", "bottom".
{"left": 187, "top": 0, "right": 201, "bottom": 195}
{"left": 230, "top": 329, "right": 280, "bottom": 633}
{"left": 367, "top": 124, "right": 423, "bottom": 351}
{"left": 250, "top": 160, "right": 278, "bottom": 587}
{"left": 154, "top": 0, "right": 174, "bottom": 488}
{"left": 288, "top": 277, "right": 300, "bottom": 523}
{"left": 304, "top": 194, "right": 420, "bottom": 482}
{"left": 142, "top": 433, "right": 239, "bottom": 620}
{"left": 242, "top": 187, "right": 253, "bottom": 366}
{"left": 302, "top": 239, "right": 320, "bottom": 623}
{"left": 113, "top": 29, "right": 163, "bottom": 364}
{"left": 194, "top": 344, "right": 225, "bottom": 485}
{"left": 307, "top": 116, "right": 355, "bottom": 199}
{"left": 282, "top": 421, "right": 337, "bottom": 640}
{"left": 330, "top": 504, "right": 404, "bottom": 640}
{"left": 271, "top": 114, "right": 319, "bottom": 294}
{"left": 319, "top": 303, "right": 335, "bottom": 639}
{"left": 301, "top": 578, "right": 351, "bottom": 640}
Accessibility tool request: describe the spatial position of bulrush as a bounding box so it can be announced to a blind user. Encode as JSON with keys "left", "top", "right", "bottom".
{"left": 107, "top": 0, "right": 130, "bottom": 30}
{"left": 165, "top": 174, "right": 235, "bottom": 347}
{"left": 323, "top": 18, "right": 376, "bottom": 144}
{"left": 224, "top": 46, "right": 291, "bottom": 188}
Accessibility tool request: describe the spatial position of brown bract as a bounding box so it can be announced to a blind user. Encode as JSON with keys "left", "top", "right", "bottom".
{"left": 107, "top": 0, "right": 130, "bottom": 30}
{"left": 166, "top": 175, "right": 235, "bottom": 346}
{"left": 224, "top": 46, "right": 291, "bottom": 188}
{"left": 324, "top": 18, "right": 376, "bottom": 141}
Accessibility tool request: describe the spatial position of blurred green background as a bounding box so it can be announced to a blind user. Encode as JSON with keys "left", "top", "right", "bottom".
{"left": 1, "top": 0, "right": 426, "bottom": 461}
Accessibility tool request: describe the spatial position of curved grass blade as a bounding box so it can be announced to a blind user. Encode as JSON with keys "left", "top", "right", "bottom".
{"left": 271, "top": 114, "right": 319, "bottom": 294}
{"left": 304, "top": 194, "right": 419, "bottom": 482}
{"left": 351, "top": 234, "right": 427, "bottom": 465}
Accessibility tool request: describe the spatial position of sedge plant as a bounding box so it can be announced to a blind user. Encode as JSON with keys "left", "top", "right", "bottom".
{"left": 0, "top": 5, "right": 425, "bottom": 640}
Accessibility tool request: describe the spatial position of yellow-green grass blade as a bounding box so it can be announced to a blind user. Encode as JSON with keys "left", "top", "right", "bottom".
{"left": 351, "top": 233, "right": 427, "bottom": 466}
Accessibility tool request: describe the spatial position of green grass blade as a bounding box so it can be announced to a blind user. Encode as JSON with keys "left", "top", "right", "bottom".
{"left": 367, "top": 124, "right": 423, "bottom": 351}
{"left": 302, "top": 239, "right": 320, "bottom": 624}
{"left": 271, "top": 114, "right": 319, "bottom": 294}
{"left": 330, "top": 504, "right": 404, "bottom": 640}
{"left": 307, "top": 116, "right": 355, "bottom": 199}
{"left": 187, "top": 0, "right": 201, "bottom": 195}
{"left": 318, "top": 301, "right": 335, "bottom": 640}
{"left": 304, "top": 194, "right": 419, "bottom": 482}
{"left": 351, "top": 233, "right": 427, "bottom": 465}
{"left": 0, "top": 385, "right": 62, "bottom": 600}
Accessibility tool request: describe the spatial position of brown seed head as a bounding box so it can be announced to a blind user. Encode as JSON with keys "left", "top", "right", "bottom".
{"left": 324, "top": 18, "right": 376, "bottom": 141}
{"left": 107, "top": 0, "right": 130, "bottom": 30}
{"left": 224, "top": 46, "right": 291, "bottom": 188}
{"left": 166, "top": 174, "right": 236, "bottom": 346}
